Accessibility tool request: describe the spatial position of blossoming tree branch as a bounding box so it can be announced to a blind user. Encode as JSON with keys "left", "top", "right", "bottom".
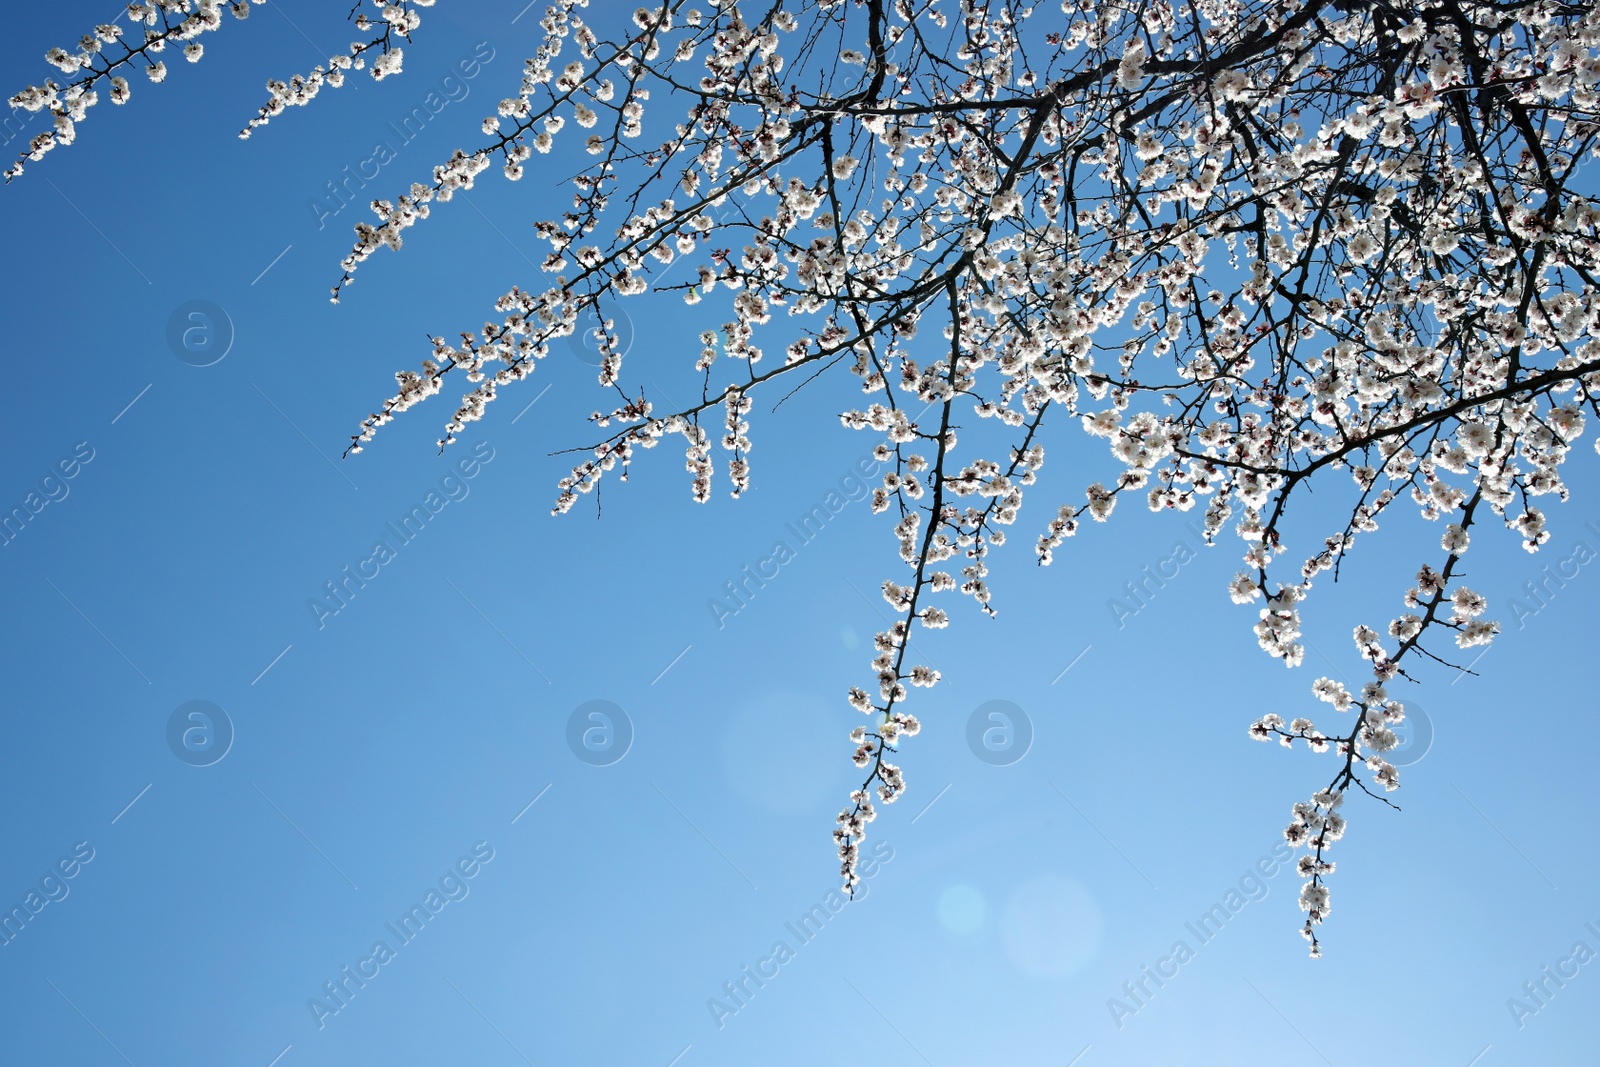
{"left": 13, "top": 0, "right": 1599, "bottom": 955}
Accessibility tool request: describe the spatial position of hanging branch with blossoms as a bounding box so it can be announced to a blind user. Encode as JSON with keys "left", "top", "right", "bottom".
{"left": 239, "top": 0, "right": 436, "bottom": 139}
{"left": 4, "top": 0, "right": 440, "bottom": 181}
{"left": 13, "top": 0, "right": 1600, "bottom": 954}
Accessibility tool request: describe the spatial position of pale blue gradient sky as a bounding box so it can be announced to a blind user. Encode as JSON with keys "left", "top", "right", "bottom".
{"left": 1, "top": 4, "right": 1596, "bottom": 1066}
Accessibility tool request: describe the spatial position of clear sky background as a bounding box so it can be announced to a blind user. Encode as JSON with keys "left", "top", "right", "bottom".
{"left": 1, "top": 4, "right": 1597, "bottom": 1066}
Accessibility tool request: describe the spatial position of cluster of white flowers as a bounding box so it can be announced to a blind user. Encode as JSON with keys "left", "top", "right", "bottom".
{"left": 6, "top": 1, "right": 259, "bottom": 181}
{"left": 6, "top": 2, "right": 445, "bottom": 176}
{"left": 241, "top": 1, "right": 437, "bottom": 138}
{"left": 316, "top": 0, "right": 1600, "bottom": 944}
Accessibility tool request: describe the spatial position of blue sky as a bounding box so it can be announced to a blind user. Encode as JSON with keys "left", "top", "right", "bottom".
{"left": 1, "top": 3, "right": 1597, "bottom": 1065}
